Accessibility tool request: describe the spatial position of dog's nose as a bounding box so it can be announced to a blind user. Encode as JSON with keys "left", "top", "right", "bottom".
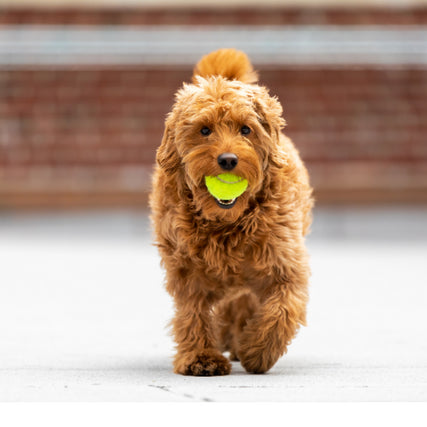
{"left": 217, "top": 153, "right": 238, "bottom": 171}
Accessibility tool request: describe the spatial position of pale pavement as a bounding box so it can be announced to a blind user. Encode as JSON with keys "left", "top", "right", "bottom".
{"left": 0, "top": 207, "right": 426, "bottom": 401}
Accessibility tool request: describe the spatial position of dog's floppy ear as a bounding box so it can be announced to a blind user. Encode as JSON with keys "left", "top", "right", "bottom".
{"left": 254, "top": 90, "right": 288, "bottom": 168}
{"left": 156, "top": 120, "right": 180, "bottom": 175}
{"left": 253, "top": 90, "right": 286, "bottom": 138}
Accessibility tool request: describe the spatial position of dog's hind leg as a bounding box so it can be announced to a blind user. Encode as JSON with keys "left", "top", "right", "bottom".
{"left": 214, "top": 290, "right": 259, "bottom": 361}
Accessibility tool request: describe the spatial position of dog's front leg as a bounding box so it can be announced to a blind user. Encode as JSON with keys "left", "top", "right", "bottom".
{"left": 237, "top": 275, "right": 309, "bottom": 374}
{"left": 171, "top": 287, "right": 231, "bottom": 376}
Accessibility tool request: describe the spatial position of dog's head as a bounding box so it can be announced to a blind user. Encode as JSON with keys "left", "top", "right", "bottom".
{"left": 156, "top": 49, "right": 286, "bottom": 222}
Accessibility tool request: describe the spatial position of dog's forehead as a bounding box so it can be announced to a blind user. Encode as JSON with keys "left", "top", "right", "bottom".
{"left": 176, "top": 78, "right": 257, "bottom": 122}
{"left": 180, "top": 78, "right": 254, "bottom": 104}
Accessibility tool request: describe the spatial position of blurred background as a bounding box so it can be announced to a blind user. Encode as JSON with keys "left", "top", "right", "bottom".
{"left": 1, "top": 0, "right": 427, "bottom": 402}
{"left": 1, "top": 0, "right": 426, "bottom": 209}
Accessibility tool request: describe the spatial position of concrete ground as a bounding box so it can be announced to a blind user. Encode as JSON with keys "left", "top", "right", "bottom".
{"left": 0, "top": 206, "right": 426, "bottom": 402}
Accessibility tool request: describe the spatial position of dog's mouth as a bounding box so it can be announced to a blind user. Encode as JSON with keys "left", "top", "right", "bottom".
{"left": 204, "top": 173, "right": 248, "bottom": 210}
{"left": 214, "top": 197, "right": 238, "bottom": 209}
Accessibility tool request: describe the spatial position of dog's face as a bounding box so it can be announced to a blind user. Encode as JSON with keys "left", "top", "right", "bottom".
{"left": 157, "top": 76, "right": 285, "bottom": 222}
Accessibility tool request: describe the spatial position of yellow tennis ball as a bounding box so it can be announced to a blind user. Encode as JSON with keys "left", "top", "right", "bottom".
{"left": 205, "top": 173, "right": 248, "bottom": 200}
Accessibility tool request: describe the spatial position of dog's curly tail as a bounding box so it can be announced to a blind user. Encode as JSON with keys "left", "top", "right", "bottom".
{"left": 193, "top": 48, "right": 258, "bottom": 84}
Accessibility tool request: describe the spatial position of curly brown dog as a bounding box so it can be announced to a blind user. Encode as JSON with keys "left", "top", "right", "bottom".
{"left": 150, "top": 49, "right": 313, "bottom": 375}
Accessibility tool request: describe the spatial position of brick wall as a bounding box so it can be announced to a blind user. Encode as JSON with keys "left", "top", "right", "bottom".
{"left": 1, "top": 7, "right": 427, "bottom": 208}
{"left": 1, "top": 7, "right": 427, "bottom": 26}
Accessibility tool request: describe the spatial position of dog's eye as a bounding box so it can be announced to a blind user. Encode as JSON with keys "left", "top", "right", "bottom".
{"left": 200, "top": 126, "right": 212, "bottom": 136}
{"left": 241, "top": 125, "right": 251, "bottom": 135}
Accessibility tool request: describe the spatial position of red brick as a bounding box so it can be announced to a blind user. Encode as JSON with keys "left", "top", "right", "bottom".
{"left": 0, "top": 19, "right": 426, "bottom": 205}
{"left": 3, "top": 7, "right": 426, "bottom": 26}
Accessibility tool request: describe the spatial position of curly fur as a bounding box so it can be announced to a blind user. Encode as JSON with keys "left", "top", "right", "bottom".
{"left": 150, "top": 48, "right": 313, "bottom": 375}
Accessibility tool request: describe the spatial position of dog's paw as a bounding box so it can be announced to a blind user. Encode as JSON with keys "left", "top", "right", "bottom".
{"left": 229, "top": 351, "right": 239, "bottom": 361}
{"left": 174, "top": 349, "right": 232, "bottom": 376}
{"left": 238, "top": 330, "right": 282, "bottom": 374}
{"left": 238, "top": 348, "right": 276, "bottom": 374}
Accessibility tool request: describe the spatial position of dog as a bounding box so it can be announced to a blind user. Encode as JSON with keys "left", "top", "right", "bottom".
{"left": 150, "top": 49, "right": 313, "bottom": 375}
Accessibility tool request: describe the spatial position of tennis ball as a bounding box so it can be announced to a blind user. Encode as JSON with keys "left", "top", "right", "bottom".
{"left": 205, "top": 173, "right": 248, "bottom": 200}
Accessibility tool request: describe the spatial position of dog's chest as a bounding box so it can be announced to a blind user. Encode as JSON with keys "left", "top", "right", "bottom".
{"left": 189, "top": 227, "right": 275, "bottom": 285}
{"left": 195, "top": 231, "right": 246, "bottom": 273}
